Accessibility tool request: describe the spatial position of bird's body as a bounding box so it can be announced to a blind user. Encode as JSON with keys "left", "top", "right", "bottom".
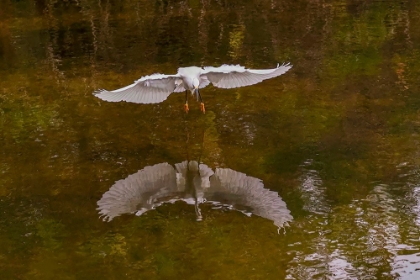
{"left": 94, "top": 63, "right": 292, "bottom": 112}
{"left": 177, "top": 66, "right": 202, "bottom": 90}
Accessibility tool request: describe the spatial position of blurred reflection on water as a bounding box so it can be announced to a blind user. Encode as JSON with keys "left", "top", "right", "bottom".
{"left": 97, "top": 160, "right": 293, "bottom": 230}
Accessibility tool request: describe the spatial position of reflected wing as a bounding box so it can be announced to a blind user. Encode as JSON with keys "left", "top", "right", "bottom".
{"left": 201, "top": 63, "right": 292, "bottom": 89}
{"left": 97, "top": 163, "right": 180, "bottom": 221}
{"left": 207, "top": 168, "right": 293, "bottom": 228}
{"left": 94, "top": 74, "right": 182, "bottom": 104}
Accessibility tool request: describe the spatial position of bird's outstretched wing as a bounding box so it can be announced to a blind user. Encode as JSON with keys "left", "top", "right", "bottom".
{"left": 94, "top": 74, "right": 182, "bottom": 104}
{"left": 97, "top": 163, "right": 180, "bottom": 221}
{"left": 207, "top": 168, "right": 293, "bottom": 228}
{"left": 201, "top": 63, "right": 292, "bottom": 89}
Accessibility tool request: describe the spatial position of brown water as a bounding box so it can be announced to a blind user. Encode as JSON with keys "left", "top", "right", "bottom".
{"left": 1, "top": 0, "right": 420, "bottom": 279}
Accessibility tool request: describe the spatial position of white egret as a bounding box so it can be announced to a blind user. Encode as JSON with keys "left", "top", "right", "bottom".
{"left": 94, "top": 63, "right": 292, "bottom": 113}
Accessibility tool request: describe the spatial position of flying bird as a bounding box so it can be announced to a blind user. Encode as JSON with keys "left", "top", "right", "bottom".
{"left": 93, "top": 63, "right": 292, "bottom": 113}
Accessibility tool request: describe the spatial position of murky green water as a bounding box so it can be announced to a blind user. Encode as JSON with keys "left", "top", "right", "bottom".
{"left": 1, "top": 0, "right": 420, "bottom": 279}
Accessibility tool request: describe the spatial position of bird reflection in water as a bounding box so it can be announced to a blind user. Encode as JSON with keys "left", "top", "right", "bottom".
{"left": 97, "top": 160, "right": 293, "bottom": 232}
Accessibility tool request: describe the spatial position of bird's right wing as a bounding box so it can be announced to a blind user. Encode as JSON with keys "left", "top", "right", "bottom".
{"left": 201, "top": 63, "right": 292, "bottom": 89}
{"left": 94, "top": 74, "right": 182, "bottom": 104}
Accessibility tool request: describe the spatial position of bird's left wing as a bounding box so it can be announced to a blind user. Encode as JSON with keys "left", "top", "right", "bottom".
{"left": 201, "top": 63, "right": 292, "bottom": 89}
{"left": 94, "top": 74, "right": 182, "bottom": 104}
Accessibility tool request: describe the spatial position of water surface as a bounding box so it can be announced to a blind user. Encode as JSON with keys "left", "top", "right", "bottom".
{"left": 1, "top": 0, "right": 420, "bottom": 279}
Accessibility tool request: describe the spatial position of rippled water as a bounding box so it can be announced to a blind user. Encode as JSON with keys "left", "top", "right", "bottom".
{"left": 1, "top": 0, "right": 420, "bottom": 279}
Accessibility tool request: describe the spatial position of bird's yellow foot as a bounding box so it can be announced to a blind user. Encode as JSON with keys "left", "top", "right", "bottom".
{"left": 184, "top": 103, "right": 189, "bottom": 113}
{"left": 200, "top": 102, "right": 205, "bottom": 114}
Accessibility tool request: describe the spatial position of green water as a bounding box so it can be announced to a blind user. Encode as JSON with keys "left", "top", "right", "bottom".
{"left": 1, "top": 0, "right": 420, "bottom": 279}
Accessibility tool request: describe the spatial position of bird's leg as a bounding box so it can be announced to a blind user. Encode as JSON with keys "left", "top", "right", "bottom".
{"left": 184, "top": 90, "right": 189, "bottom": 113}
{"left": 197, "top": 89, "right": 205, "bottom": 114}
{"left": 195, "top": 201, "right": 202, "bottom": 222}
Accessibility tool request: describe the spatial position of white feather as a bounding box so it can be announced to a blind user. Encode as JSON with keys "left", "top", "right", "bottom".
{"left": 94, "top": 74, "right": 181, "bottom": 104}
{"left": 93, "top": 63, "right": 292, "bottom": 104}
{"left": 201, "top": 63, "right": 292, "bottom": 89}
